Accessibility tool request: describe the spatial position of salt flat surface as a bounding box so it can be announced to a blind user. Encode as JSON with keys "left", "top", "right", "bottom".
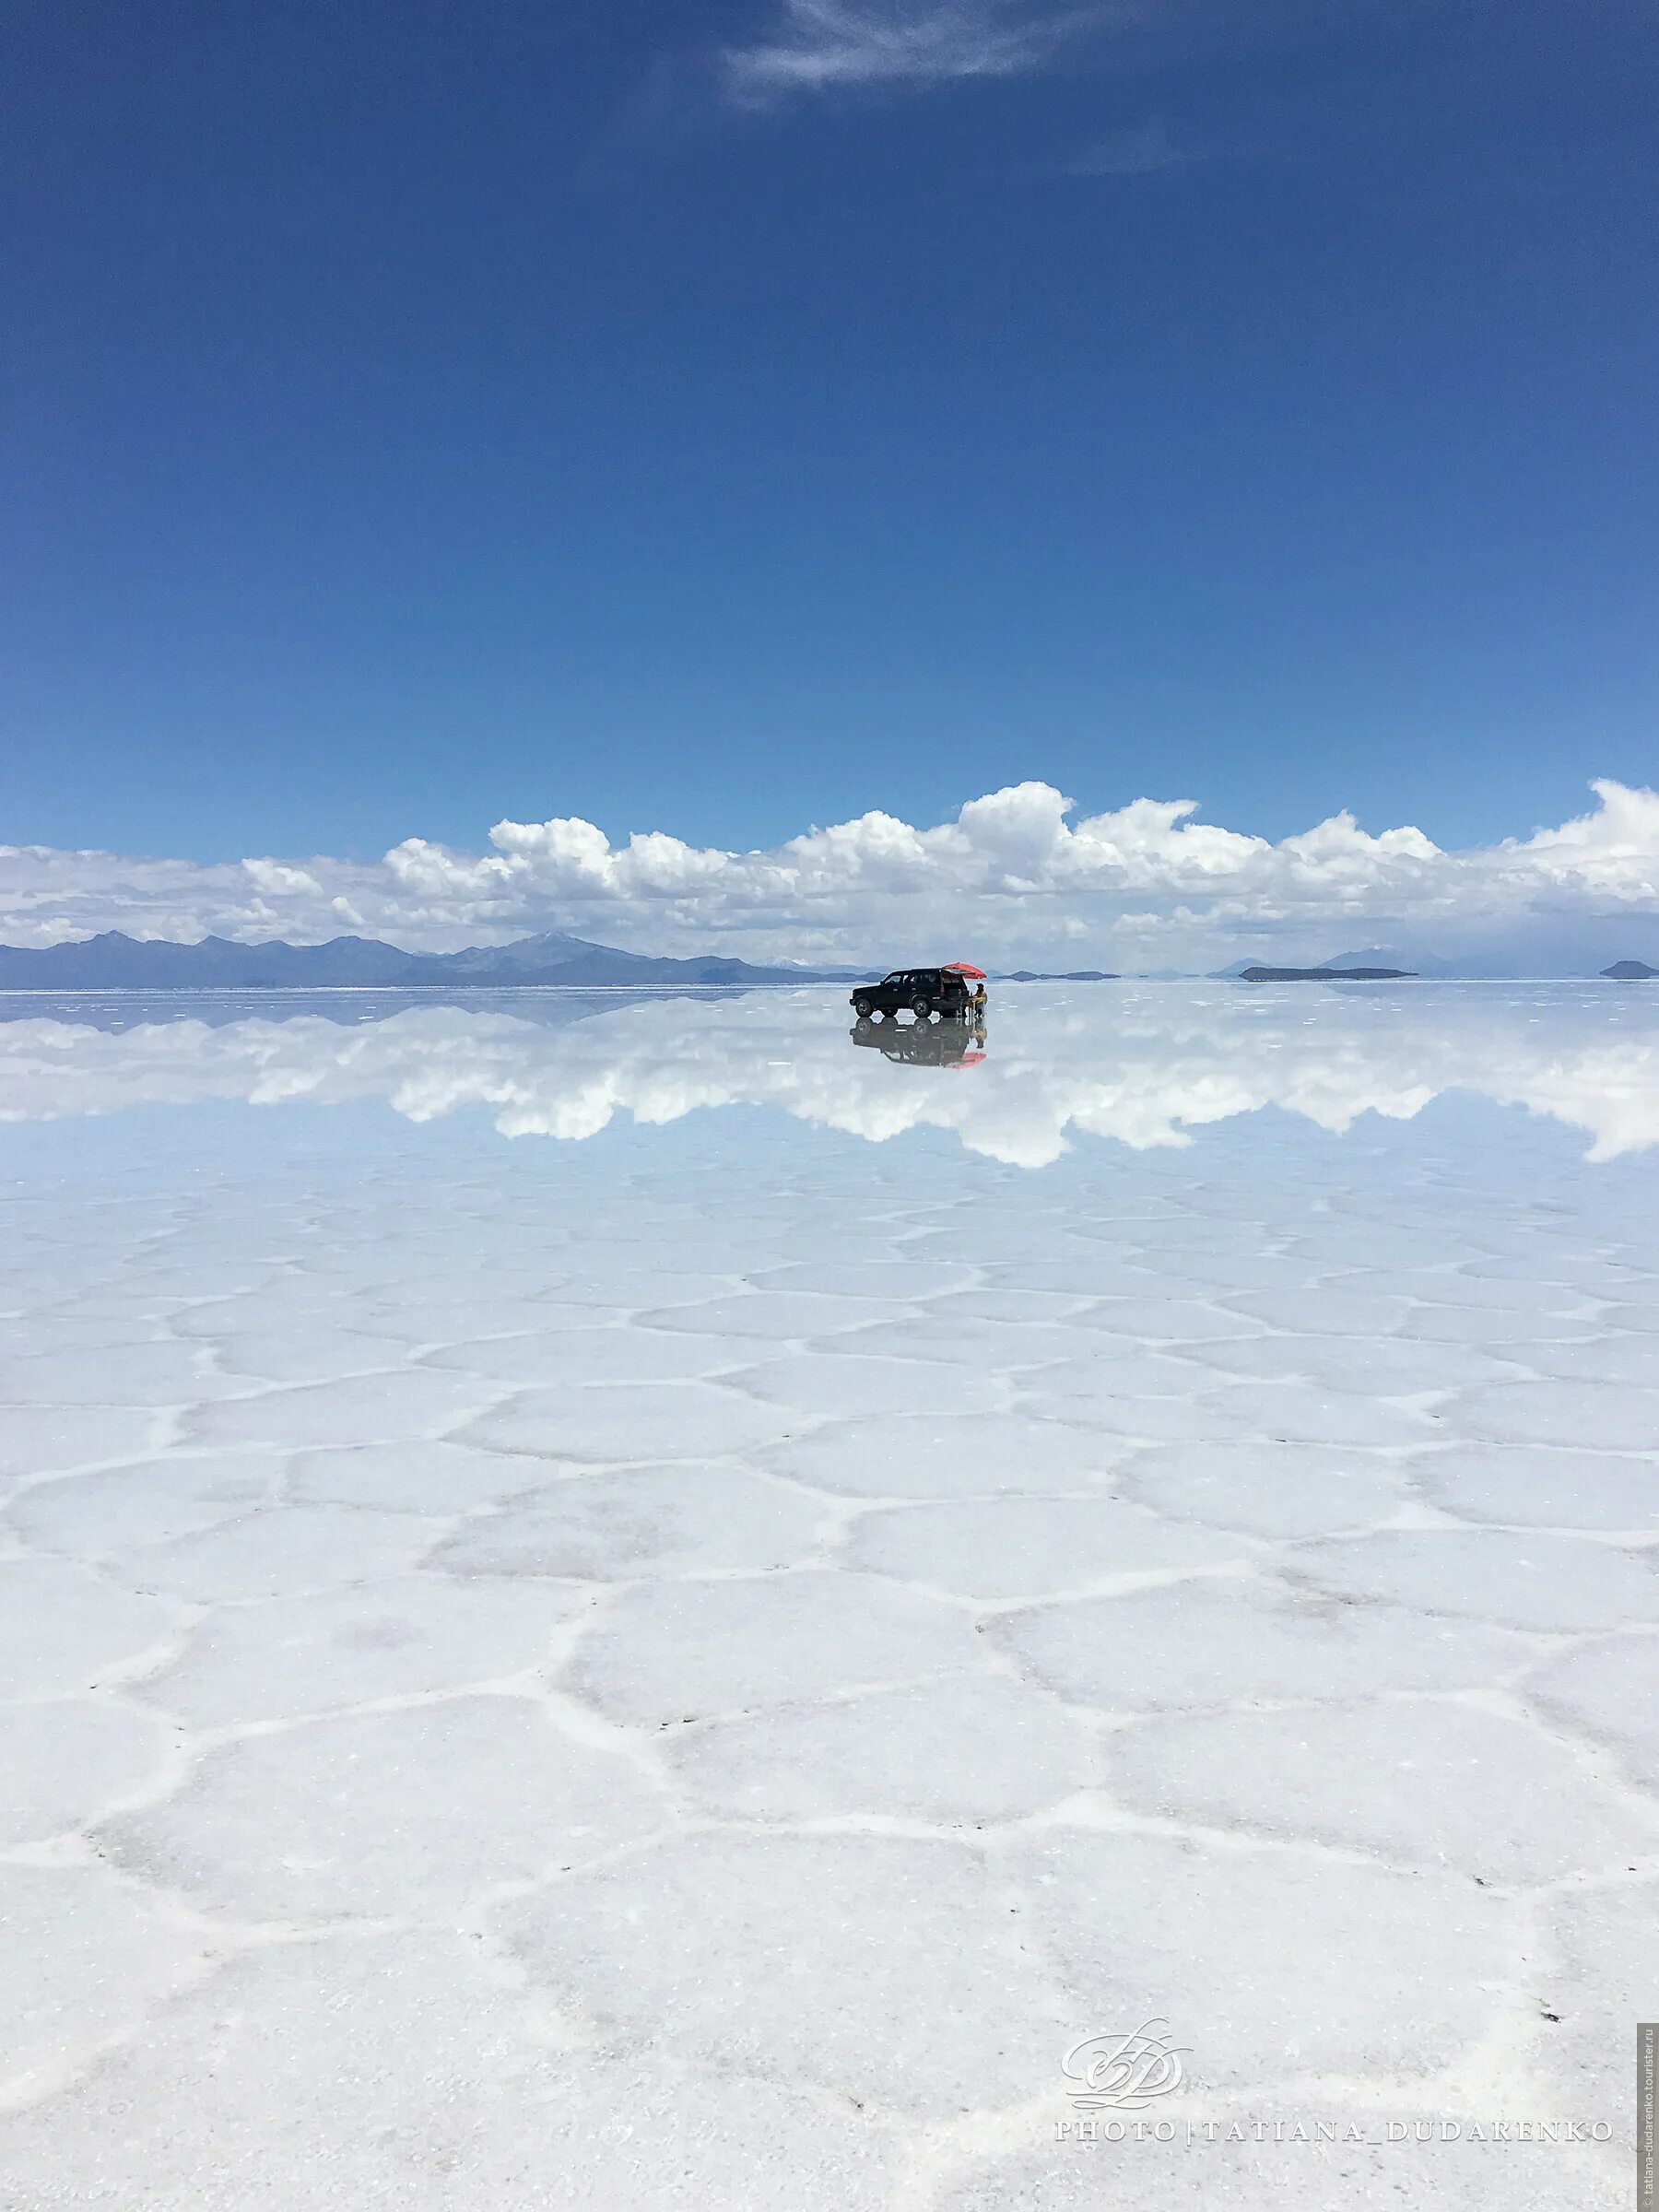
{"left": 1, "top": 982, "right": 1656, "bottom": 2209}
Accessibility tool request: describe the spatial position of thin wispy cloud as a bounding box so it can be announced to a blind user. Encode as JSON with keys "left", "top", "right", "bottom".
{"left": 1067, "top": 116, "right": 1194, "bottom": 176}
{"left": 724, "top": 0, "right": 1100, "bottom": 104}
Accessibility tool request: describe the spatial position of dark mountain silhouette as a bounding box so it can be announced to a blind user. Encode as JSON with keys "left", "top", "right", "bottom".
{"left": 1603, "top": 959, "right": 1658, "bottom": 980}
{"left": 0, "top": 930, "right": 869, "bottom": 992}
{"left": 418, "top": 930, "right": 601, "bottom": 979}
{"left": 0, "top": 932, "right": 428, "bottom": 990}
{"left": 1320, "top": 947, "right": 1453, "bottom": 975}
{"left": 1218, "top": 949, "right": 1431, "bottom": 980}
{"left": 1000, "top": 970, "right": 1119, "bottom": 982}
{"left": 1237, "top": 965, "right": 1416, "bottom": 982}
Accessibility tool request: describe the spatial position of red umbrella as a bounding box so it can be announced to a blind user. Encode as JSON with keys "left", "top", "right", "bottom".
{"left": 944, "top": 961, "right": 986, "bottom": 978}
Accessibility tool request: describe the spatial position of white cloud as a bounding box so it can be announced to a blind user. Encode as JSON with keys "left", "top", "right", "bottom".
{"left": 1509, "top": 776, "right": 1659, "bottom": 894}
{"left": 4, "top": 779, "right": 1659, "bottom": 971}
{"left": 724, "top": 0, "right": 1086, "bottom": 102}
{"left": 241, "top": 859, "right": 324, "bottom": 897}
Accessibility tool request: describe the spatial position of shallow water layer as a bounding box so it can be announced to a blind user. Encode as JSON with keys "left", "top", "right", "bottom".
{"left": 0, "top": 982, "right": 1653, "bottom": 2210}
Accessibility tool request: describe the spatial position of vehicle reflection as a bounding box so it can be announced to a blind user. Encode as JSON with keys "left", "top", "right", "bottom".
{"left": 850, "top": 1017, "right": 987, "bottom": 1067}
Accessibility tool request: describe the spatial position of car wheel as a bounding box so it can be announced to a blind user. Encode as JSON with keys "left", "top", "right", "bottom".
{"left": 853, "top": 996, "right": 873, "bottom": 1018}
{"left": 911, "top": 995, "right": 932, "bottom": 1019}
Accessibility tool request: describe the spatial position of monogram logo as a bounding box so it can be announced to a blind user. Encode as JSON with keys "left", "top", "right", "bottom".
{"left": 1062, "top": 2020, "right": 1189, "bottom": 2110}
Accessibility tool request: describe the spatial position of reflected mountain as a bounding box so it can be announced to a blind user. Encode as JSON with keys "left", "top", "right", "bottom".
{"left": 0, "top": 984, "right": 765, "bottom": 1033}
{"left": 2, "top": 982, "right": 1657, "bottom": 1165}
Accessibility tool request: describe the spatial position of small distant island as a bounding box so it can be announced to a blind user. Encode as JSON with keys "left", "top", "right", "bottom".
{"left": 1603, "top": 960, "right": 1658, "bottom": 980}
{"left": 1237, "top": 965, "right": 1416, "bottom": 982}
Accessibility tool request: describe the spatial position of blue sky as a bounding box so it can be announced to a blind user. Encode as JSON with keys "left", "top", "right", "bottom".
{"left": 4, "top": 0, "right": 1656, "bottom": 877}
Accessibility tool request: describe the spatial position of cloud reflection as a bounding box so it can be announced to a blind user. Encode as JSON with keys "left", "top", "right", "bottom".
{"left": 1, "top": 983, "right": 1656, "bottom": 1168}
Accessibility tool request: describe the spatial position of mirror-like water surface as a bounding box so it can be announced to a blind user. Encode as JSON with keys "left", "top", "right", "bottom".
{"left": 4, "top": 979, "right": 1659, "bottom": 1161}
{"left": 0, "top": 983, "right": 1653, "bottom": 2209}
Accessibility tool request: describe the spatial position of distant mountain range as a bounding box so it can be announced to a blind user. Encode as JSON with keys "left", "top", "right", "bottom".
{"left": 6, "top": 931, "right": 1657, "bottom": 994}
{"left": 0, "top": 929, "right": 870, "bottom": 992}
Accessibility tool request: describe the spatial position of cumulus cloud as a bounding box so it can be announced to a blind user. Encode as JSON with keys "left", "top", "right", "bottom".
{"left": 3, "top": 779, "right": 1659, "bottom": 971}
{"left": 240, "top": 858, "right": 324, "bottom": 900}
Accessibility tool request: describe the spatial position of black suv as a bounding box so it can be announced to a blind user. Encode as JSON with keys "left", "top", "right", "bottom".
{"left": 850, "top": 968, "right": 971, "bottom": 1021}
